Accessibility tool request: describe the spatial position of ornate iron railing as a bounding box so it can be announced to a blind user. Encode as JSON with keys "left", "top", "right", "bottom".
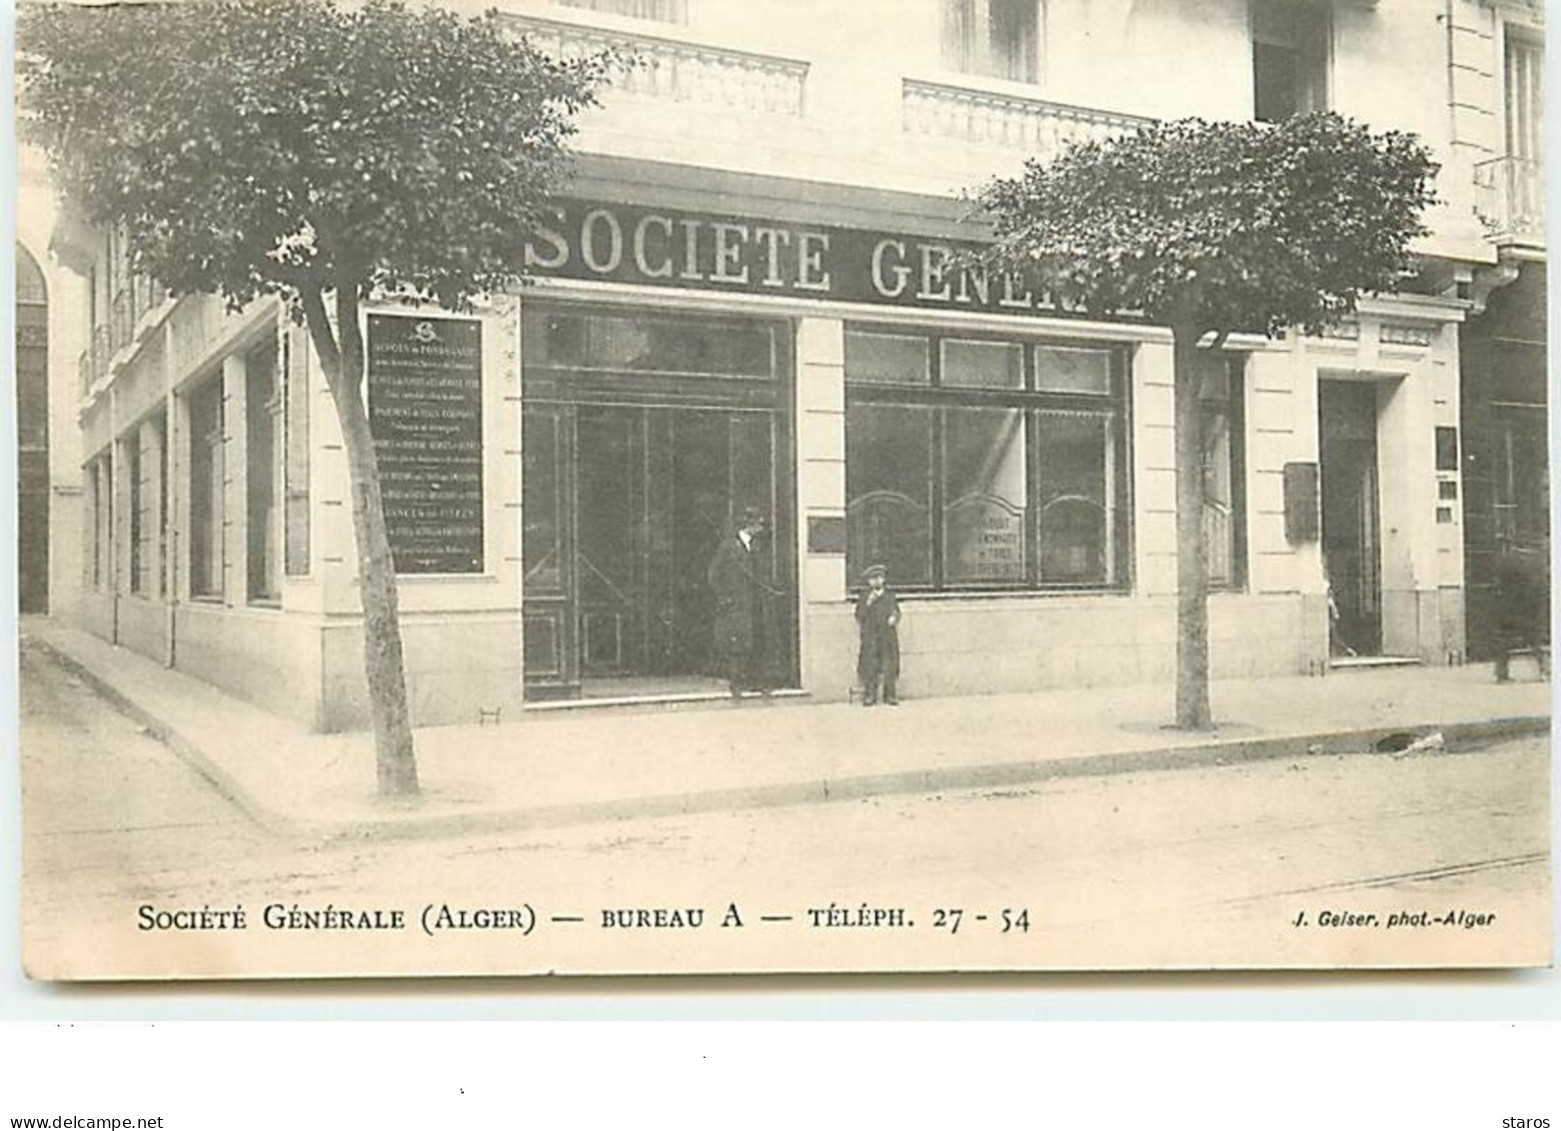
{"left": 1474, "top": 155, "right": 1545, "bottom": 247}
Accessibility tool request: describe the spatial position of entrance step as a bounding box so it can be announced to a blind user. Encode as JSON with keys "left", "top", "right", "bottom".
{"left": 1329, "top": 655, "right": 1425, "bottom": 671}
{"left": 526, "top": 688, "right": 810, "bottom": 714}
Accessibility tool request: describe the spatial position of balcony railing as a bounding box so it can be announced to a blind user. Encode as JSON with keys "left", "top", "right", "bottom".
{"left": 903, "top": 78, "right": 1152, "bottom": 158}
{"left": 1474, "top": 155, "right": 1545, "bottom": 248}
{"left": 502, "top": 13, "right": 808, "bottom": 116}
{"left": 82, "top": 276, "right": 172, "bottom": 396}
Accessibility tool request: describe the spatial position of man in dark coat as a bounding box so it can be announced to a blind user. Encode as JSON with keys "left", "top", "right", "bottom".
{"left": 707, "top": 507, "right": 779, "bottom": 698}
{"left": 855, "top": 563, "right": 901, "bottom": 706}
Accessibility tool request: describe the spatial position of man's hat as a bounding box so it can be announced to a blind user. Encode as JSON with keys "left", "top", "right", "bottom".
{"left": 862, "top": 563, "right": 888, "bottom": 581}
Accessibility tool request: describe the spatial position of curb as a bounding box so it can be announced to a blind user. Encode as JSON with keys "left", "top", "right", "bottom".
{"left": 27, "top": 631, "right": 1550, "bottom": 845}
{"left": 312, "top": 712, "right": 1551, "bottom": 844}
{"left": 24, "top": 634, "right": 293, "bottom": 837}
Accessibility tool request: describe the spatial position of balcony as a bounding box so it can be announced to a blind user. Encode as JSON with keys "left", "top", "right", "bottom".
{"left": 1473, "top": 156, "right": 1545, "bottom": 250}
{"left": 502, "top": 13, "right": 808, "bottom": 117}
{"left": 903, "top": 79, "right": 1152, "bottom": 159}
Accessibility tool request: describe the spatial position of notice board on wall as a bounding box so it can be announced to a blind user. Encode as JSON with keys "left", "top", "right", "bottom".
{"left": 366, "top": 314, "right": 484, "bottom": 573}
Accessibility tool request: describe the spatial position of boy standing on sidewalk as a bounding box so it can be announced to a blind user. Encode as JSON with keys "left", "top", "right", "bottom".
{"left": 855, "top": 564, "right": 901, "bottom": 706}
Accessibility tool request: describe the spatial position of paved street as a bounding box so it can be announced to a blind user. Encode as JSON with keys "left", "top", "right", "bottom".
{"left": 20, "top": 639, "right": 1551, "bottom": 975}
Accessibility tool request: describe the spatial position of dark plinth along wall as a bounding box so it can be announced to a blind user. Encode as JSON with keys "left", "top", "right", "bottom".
{"left": 1461, "top": 262, "right": 1549, "bottom": 660}
{"left": 15, "top": 245, "right": 50, "bottom": 614}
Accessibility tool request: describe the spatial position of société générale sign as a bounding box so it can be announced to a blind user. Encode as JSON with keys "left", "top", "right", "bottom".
{"left": 523, "top": 199, "right": 1101, "bottom": 319}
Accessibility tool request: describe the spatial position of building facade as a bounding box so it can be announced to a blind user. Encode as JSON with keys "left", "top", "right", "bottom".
{"left": 51, "top": 0, "right": 1542, "bottom": 730}
{"left": 17, "top": 148, "right": 86, "bottom": 624}
{"left": 1458, "top": 0, "right": 1548, "bottom": 661}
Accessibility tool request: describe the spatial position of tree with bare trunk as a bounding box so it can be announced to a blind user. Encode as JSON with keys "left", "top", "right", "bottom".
{"left": 20, "top": 0, "right": 610, "bottom": 793}
{"left": 972, "top": 114, "right": 1435, "bottom": 729}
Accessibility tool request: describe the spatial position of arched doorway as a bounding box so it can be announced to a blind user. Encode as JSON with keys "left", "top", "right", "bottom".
{"left": 16, "top": 244, "right": 50, "bottom": 613}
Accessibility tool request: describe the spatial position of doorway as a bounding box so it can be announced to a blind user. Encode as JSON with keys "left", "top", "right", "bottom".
{"left": 521, "top": 305, "right": 795, "bottom": 700}
{"left": 1319, "top": 381, "right": 1381, "bottom": 657}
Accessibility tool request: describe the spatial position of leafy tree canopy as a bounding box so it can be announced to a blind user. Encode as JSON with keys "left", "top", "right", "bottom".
{"left": 18, "top": 0, "right": 611, "bottom": 311}
{"left": 972, "top": 113, "right": 1438, "bottom": 338}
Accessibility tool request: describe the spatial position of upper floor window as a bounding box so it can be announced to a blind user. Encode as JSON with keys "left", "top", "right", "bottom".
{"left": 1252, "top": 0, "right": 1328, "bottom": 122}
{"left": 941, "top": 0, "right": 1039, "bottom": 85}
{"left": 553, "top": 0, "right": 686, "bottom": 23}
{"left": 1505, "top": 32, "right": 1543, "bottom": 165}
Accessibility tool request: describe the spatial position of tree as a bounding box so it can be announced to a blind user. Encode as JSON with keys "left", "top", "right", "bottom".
{"left": 971, "top": 113, "right": 1436, "bottom": 729}
{"left": 19, "top": 0, "right": 610, "bottom": 794}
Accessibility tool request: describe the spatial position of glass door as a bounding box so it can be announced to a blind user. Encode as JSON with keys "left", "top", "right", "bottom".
{"left": 521, "top": 305, "right": 793, "bottom": 699}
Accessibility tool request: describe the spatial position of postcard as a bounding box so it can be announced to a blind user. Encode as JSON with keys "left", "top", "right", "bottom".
{"left": 13, "top": 0, "right": 1551, "bottom": 980}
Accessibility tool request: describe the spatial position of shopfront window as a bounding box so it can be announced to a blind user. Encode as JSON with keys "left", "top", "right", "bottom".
{"left": 1036, "top": 410, "right": 1113, "bottom": 585}
{"left": 128, "top": 417, "right": 166, "bottom": 598}
{"left": 944, "top": 407, "right": 1026, "bottom": 583}
{"left": 846, "top": 327, "right": 1129, "bottom": 591}
{"left": 246, "top": 340, "right": 282, "bottom": 603}
{"left": 524, "top": 309, "right": 773, "bottom": 378}
{"left": 846, "top": 403, "right": 935, "bottom": 586}
{"left": 187, "top": 376, "right": 225, "bottom": 600}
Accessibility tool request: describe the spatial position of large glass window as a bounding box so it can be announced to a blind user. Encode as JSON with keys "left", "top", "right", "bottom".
{"left": 1252, "top": 0, "right": 1328, "bottom": 123}
{"left": 846, "top": 327, "right": 1129, "bottom": 591}
{"left": 187, "top": 377, "right": 225, "bottom": 600}
{"left": 524, "top": 309, "right": 774, "bottom": 378}
{"left": 941, "top": 0, "right": 1040, "bottom": 84}
{"left": 846, "top": 403, "right": 935, "bottom": 586}
{"left": 944, "top": 407, "right": 1026, "bottom": 583}
{"left": 1036, "top": 410, "right": 1114, "bottom": 585}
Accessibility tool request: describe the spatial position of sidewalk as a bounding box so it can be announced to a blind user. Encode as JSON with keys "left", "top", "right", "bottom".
{"left": 21, "top": 616, "right": 1552, "bottom": 842}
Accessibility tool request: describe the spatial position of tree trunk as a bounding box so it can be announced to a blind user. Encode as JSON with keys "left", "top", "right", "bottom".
{"left": 1172, "top": 320, "right": 1213, "bottom": 730}
{"left": 302, "top": 285, "right": 420, "bottom": 796}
